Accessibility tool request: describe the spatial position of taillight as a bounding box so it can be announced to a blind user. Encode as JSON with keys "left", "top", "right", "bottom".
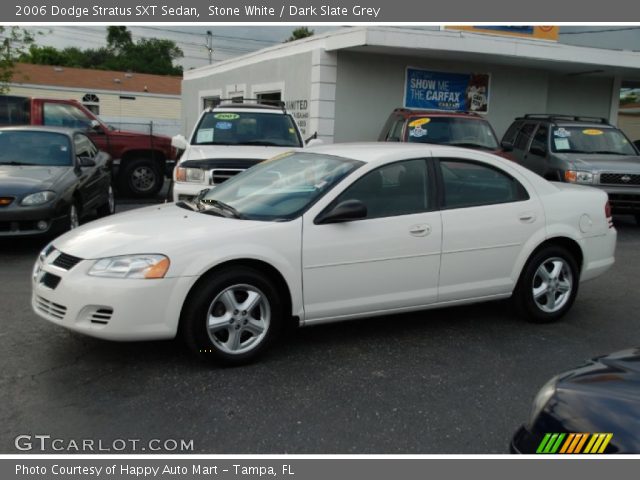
{"left": 605, "top": 200, "right": 613, "bottom": 228}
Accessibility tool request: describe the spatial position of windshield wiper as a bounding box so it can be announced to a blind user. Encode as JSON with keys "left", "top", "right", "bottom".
{"left": 242, "top": 140, "right": 286, "bottom": 147}
{"left": 200, "top": 199, "right": 244, "bottom": 219}
{"left": 591, "top": 150, "right": 628, "bottom": 155}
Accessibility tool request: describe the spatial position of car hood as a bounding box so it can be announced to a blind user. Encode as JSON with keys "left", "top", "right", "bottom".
{"left": 556, "top": 153, "right": 640, "bottom": 172}
{"left": 556, "top": 348, "right": 640, "bottom": 401}
{"left": 0, "top": 165, "right": 68, "bottom": 195}
{"left": 52, "top": 203, "right": 274, "bottom": 260}
{"left": 182, "top": 145, "right": 297, "bottom": 162}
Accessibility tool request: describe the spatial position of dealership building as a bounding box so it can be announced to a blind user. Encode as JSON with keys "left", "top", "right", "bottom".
{"left": 181, "top": 26, "right": 640, "bottom": 142}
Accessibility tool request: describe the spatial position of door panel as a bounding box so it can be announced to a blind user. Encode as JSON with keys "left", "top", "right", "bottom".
{"left": 302, "top": 158, "right": 442, "bottom": 321}
{"left": 302, "top": 211, "right": 442, "bottom": 320}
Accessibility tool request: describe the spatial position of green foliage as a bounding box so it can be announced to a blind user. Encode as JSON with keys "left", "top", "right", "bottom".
{"left": 285, "top": 27, "right": 314, "bottom": 42}
{"left": 0, "top": 26, "right": 35, "bottom": 93}
{"left": 20, "top": 27, "right": 183, "bottom": 76}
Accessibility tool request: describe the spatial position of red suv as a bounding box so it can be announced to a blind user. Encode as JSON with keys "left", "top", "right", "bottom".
{"left": 379, "top": 108, "right": 501, "bottom": 153}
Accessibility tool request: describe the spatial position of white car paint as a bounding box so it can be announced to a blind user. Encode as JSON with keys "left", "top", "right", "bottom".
{"left": 32, "top": 143, "right": 616, "bottom": 342}
{"left": 172, "top": 106, "right": 304, "bottom": 202}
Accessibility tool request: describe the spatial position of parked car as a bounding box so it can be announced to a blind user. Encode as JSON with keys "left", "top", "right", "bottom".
{"left": 32, "top": 143, "right": 615, "bottom": 364}
{"left": 0, "top": 126, "right": 114, "bottom": 236}
{"left": 0, "top": 95, "right": 177, "bottom": 198}
{"left": 511, "top": 348, "right": 640, "bottom": 454}
{"left": 378, "top": 108, "right": 502, "bottom": 153}
{"left": 501, "top": 114, "right": 640, "bottom": 223}
{"left": 171, "top": 99, "right": 317, "bottom": 203}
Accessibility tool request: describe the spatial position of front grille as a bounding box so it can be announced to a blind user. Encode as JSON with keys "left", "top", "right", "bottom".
{"left": 0, "top": 196, "right": 14, "bottom": 206}
{"left": 608, "top": 193, "right": 640, "bottom": 211}
{"left": 40, "top": 272, "right": 61, "bottom": 290}
{"left": 0, "top": 220, "right": 39, "bottom": 232}
{"left": 210, "top": 168, "right": 245, "bottom": 185}
{"left": 52, "top": 252, "right": 82, "bottom": 270}
{"left": 90, "top": 307, "right": 114, "bottom": 325}
{"left": 34, "top": 295, "right": 67, "bottom": 320}
{"left": 599, "top": 173, "right": 640, "bottom": 186}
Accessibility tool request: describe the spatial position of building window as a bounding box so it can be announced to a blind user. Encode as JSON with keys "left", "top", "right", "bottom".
{"left": 202, "top": 96, "right": 220, "bottom": 110}
{"left": 256, "top": 91, "right": 281, "bottom": 106}
{"left": 82, "top": 93, "right": 100, "bottom": 115}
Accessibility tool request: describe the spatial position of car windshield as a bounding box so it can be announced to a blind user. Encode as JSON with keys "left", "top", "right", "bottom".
{"left": 405, "top": 116, "right": 499, "bottom": 150}
{"left": 192, "top": 111, "right": 303, "bottom": 148}
{"left": 551, "top": 127, "right": 637, "bottom": 155}
{"left": 198, "top": 152, "right": 363, "bottom": 221}
{"left": 0, "top": 130, "right": 72, "bottom": 166}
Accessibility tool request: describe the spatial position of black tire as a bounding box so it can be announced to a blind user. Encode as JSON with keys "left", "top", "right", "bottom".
{"left": 181, "top": 267, "right": 283, "bottom": 365}
{"left": 117, "top": 158, "right": 163, "bottom": 198}
{"left": 513, "top": 246, "right": 579, "bottom": 324}
{"left": 96, "top": 184, "right": 116, "bottom": 217}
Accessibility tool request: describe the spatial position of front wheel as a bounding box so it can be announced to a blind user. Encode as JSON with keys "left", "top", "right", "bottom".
{"left": 514, "top": 246, "right": 579, "bottom": 323}
{"left": 181, "top": 267, "right": 283, "bottom": 365}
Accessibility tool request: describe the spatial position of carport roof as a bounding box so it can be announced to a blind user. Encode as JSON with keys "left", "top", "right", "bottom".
{"left": 185, "top": 26, "right": 640, "bottom": 81}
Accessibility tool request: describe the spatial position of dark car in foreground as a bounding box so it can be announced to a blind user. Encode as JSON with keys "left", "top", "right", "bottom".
{"left": 502, "top": 115, "right": 640, "bottom": 223}
{"left": 379, "top": 108, "right": 502, "bottom": 154}
{"left": 511, "top": 348, "right": 640, "bottom": 454}
{"left": 0, "top": 126, "right": 114, "bottom": 236}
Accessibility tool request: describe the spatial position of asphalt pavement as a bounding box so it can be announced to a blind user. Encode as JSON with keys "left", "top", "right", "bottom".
{"left": 1, "top": 196, "right": 639, "bottom": 454}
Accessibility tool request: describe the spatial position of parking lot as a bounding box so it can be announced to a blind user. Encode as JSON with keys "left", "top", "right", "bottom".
{"left": 1, "top": 192, "right": 639, "bottom": 454}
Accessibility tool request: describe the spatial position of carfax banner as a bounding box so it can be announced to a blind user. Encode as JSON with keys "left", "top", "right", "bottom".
{"left": 404, "top": 68, "right": 490, "bottom": 113}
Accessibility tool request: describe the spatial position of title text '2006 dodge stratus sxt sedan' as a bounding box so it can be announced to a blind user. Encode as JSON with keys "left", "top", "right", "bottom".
{"left": 32, "top": 143, "right": 616, "bottom": 364}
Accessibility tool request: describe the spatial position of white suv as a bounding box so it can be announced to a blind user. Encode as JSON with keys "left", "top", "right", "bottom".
{"left": 171, "top": 101, "right": 310, "bottom": 202}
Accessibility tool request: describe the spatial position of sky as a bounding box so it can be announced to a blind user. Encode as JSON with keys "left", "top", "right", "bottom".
{"left": 22, "top": 25, "right": 640, "bottom": 73}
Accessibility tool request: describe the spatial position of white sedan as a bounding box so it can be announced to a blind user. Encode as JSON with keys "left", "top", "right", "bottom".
{"left": 32, "top": 143, "right": 616, "bottom": 364}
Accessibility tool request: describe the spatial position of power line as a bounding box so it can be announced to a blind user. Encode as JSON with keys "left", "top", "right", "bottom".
{"left": 136, "top": 26, "right": 278, "bottom": 45}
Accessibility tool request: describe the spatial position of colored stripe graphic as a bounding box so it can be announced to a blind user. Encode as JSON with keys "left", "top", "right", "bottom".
{"left": 537, "top": 433, "right": 613, "bottom": 454}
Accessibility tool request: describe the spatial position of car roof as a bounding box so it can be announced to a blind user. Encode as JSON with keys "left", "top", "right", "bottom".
{"left": 211, "top": 103, "right": 285, "bottom": 112}
{"left": 392, "top": 108, "right": 485, "bottom": 120}
{"left": 0, "top": 125, "right": 80, "bottom": 137}
{"left": 304, "top": 142, "right": 470, "bottom": 163}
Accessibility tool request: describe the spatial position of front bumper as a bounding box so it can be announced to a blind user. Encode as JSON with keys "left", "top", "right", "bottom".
{"left": 31, "top": 249, "right": 195, "bottom": 341}
{"left": 594, "top": 184, "right": 640, "bottom": 214}
{"left": 510, "top": 425, "right": 540, "bottom": 454}
{"left": 0, "top": 203, "right": 69, "bottom": 236}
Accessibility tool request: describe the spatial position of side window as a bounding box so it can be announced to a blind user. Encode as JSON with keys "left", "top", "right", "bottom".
{"left": 502, "top": 121, "right": 522, "bottom": 145}
{"left": 43, "top": 103, "right": 92, "bottom": 129}
{"left": 74, "top": 134, "right": 96, "bottom": 159}
{"left": 384, "top": 116, "right": 405, "bottom": 142}
{"left": 514, "top": 123, "right": 536, "bottom": 151}
{"left": 439, "top": 159, "right": 529, "bottom": 209}
{"left": 529, "top": 125, "right": 549, "bottom": 155}
{"left": 333, "top": 159, "right": 429, "bottom": 219}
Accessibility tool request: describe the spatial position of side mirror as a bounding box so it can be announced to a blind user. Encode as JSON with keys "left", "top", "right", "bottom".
{"left": 306, "top": 138, "right": 323, "bottom": 147}
{"left": 89, "top": 119, "right": 103, "bottom": 132}
{"left": 315, "top": 199, "right": 367, "bottom": 225}
{"left": 172, "top": 134, "right": 189, "bottom": 151}
{"left": 77, "top": 156, "right": 96, "bottom": 167}
{"left": 501, "top": 140, "right": 514, "bottom": 152}
{"left": 530, "top": 146, "right": 547, "bottom": 157}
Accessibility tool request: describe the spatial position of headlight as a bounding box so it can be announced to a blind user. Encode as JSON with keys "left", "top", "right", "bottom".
{"left": 21, "top": 191, "right": 56, "bottom": 206}
{"left": 88, "top": 254, "right": 170, "bottom": 279}
{"left": 564, "top": 170, "right": 594, "bottom": 184}
{"left": 175, "top": 167, "right": 205, "bottom": 183}
{"left": 38, "top": 243, "right": 55, "bottom": 263}
{"left": 528, "top": 376, "right": 558, "bottom": 427}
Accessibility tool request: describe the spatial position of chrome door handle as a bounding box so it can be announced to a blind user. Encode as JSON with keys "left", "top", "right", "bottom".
{"left": 409, "top": 224, "right": 431, "bottom": 236}
{"left": 519, "top": 212, "right": 536, "bottom": 223}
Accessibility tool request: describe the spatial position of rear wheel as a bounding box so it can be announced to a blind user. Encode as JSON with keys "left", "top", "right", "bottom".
{"left": 181, "top": 267, "right": 283, "bottom": 365}
{"left": 118, "top": 158, "right": 163, "bottom": 198}
{"left": 514, "top": 246, "right": 579, "bottom": 323}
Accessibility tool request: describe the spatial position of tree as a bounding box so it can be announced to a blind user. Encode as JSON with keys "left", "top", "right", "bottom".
{"left": 106, "top": 26, "right": 133, "bottom": 54}
{"left": 285, "top": 27, "right": 314, "bottom": 42}
{"left": 0, "top": 26, "right": 34, "bottom": 93}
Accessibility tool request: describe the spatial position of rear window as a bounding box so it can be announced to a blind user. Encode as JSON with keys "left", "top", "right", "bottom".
{"left": 405, "top": 116, "right": 499, "bottom": 150}
{"left": 0, "top": 97, "right": 30, "bottom": 125}
{"left": 192, "top": 111, "right": 302, "bottom": 148}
